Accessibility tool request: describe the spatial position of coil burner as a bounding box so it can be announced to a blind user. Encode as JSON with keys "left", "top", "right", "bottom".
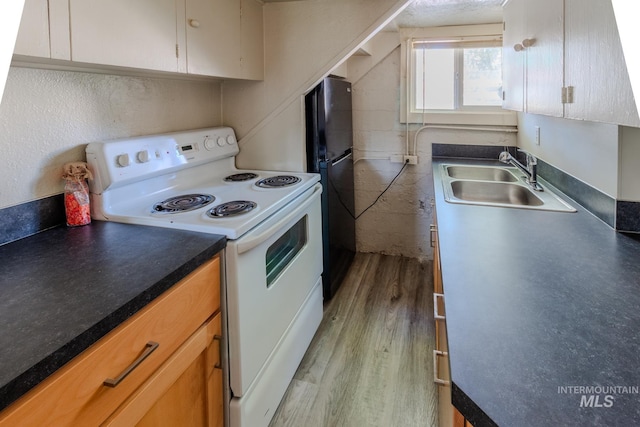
{"left": 255, "top": 175, "right": 301, "bottom": 188}
{"left": 207, "top": 200, "right": 257, "bottom": 217}
{"left": 152, "top": 194, "right": 215, "bottom": 214}
{"left": 224, "top": 173, "right": 259, "bottom": 182}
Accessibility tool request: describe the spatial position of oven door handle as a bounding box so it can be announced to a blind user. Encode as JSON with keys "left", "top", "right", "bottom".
{"left": 236, "top": 183, "right": 322, "bottom": 255}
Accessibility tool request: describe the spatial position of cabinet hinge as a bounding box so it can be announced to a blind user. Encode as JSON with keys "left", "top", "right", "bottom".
{"left": 561, "top": 86, "right": 574, "bottom": 104}
{"left": 176, "top": 44, "right": 179, "bottom": 59}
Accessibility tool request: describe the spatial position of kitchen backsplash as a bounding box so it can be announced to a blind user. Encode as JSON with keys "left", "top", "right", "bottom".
{"left": 0, "top": 194, "right": 65, "bottom": 246}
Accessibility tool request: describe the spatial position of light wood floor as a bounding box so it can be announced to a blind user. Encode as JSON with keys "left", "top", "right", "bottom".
{"left": 269, "top": 252, "right": 437, "bottom": 427}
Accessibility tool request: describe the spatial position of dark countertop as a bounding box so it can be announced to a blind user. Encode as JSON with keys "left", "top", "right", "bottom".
{"left": 0, "top": 221, "right": 226, "bottom": 412}
{"left": 433, "top": 158, "right": 640, "bottom": 426}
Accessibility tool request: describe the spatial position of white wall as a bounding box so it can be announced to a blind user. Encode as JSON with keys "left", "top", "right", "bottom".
{"left": 0, "top": 67, "right": 222, "bottom": 209}
{"left": 618, "top": 126, "right": 640, "bottom": 201}
{"left": 223, "top": 0, "right": 412, "bottom": 172}
{"left": 0, "top": 1, "right": 25, "bottom": 103}
{"left": 517, "top": 112, "right": 619, "bottom": 198}
{"left": 353, "top": 46, "right": 516, "bottom": 260}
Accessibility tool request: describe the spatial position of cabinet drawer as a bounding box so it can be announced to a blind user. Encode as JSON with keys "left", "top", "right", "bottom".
{"left": 0, "top": 256, "right": 220, "bottom": 427}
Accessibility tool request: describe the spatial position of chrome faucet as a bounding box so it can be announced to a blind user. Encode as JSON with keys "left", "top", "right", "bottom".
{"left": 498, "top": 149, "right": 544, "bottom": 192}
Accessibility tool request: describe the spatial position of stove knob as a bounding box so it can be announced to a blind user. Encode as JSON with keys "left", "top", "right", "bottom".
{"left": 117, "top": 153, "right": 130, "bottom": 167}
{"left": 226, "top": 135, "right": 236, "bottom": 145}
{"left": 217, "top": 137, "right": 226, "bottom": 147}
{"left": 137, "top": 150, "right": 150, "bottom": 163}
{"left": 204, "top": 137, "right": 216, "bottom": 150}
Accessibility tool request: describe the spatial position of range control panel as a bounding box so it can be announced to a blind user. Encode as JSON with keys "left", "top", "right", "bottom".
{"left": 86, "top": 127, "right": 238, "bottom": 193}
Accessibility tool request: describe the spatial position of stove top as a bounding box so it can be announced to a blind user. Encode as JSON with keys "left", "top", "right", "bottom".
{"left": 85, "top": 127, "right": 320, "bottom": 240}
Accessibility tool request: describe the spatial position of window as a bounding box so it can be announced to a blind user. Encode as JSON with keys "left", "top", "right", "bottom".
{"left": 399, "top": 25, "right": 516, "bottom": 126}
{"left": 413, "top": 45, "right": 503, "bottom": 111}
{"left": 265, "top": 217, "right": 307, "bottom": 287}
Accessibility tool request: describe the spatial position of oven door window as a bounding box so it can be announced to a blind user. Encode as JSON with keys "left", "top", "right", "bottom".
{"left": 266, "top": 217, "right": 307, "bottom": 287}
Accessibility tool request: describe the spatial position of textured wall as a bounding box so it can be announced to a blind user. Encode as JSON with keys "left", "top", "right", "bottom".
{"left": 352, "top": 47, "right": 516, "bottom": 260}
{"left": 0, "top": 67, "right": 222, "bottom": 209}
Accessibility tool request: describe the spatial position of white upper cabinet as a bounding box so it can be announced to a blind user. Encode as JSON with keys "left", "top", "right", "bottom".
{"left": 239, "top": 0, "right": 264, "bottom": 81}
{"left": 502, "top": 0, "right": 639, "bottom": 126}
{"left": 502, "top": 0, "right": 563, "bottom": 117}
{"left": 69, "top": 0, "right": 180, "bottom": 72}
{"left": 13, "top": 0, "right": 50, "bottom": 58}
{"left": 501, "top": 0, "right": 524, "bottom": 111}
{"left": 11, "top": 0, "right": 264, "bottom": 80}
{"left": 184, "top": 0, "right": 263, "bottom": 80}
{"left": 185, "top": 0, "right": 241, "bottom": 77}
{"left": 523, "top": 0, "right": 564, "bottom": 117}
{"left": 564, "top": 0, "right": 639, "bottom": 127}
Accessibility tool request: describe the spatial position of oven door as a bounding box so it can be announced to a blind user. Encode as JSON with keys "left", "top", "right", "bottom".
{"left": 225, "top": 183, "right": 323, "bottom": 397}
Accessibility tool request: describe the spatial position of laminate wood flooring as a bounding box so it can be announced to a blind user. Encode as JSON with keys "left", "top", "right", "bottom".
{"left": 269, "top": 253, "right": 437, "bottom": 427}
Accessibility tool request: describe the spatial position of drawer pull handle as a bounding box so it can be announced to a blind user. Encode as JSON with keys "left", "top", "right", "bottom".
{"left": 103, "top": 341, "right": 159, "bottom": 388}
{"left": 429, "top": 224, "right": 436, "bottom": 248}
{"left": 213, "top": 334, "right": 223, "bottom": 369}
{"left": 434, "top": 293, "right": 445, "bottom": 320}
{"left": 433, "top": 349, "right": 450, "bottom": 386}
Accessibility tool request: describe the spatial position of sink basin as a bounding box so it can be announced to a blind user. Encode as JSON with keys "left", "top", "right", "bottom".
{"left": 446, "top": 165, "right": 518, "bottom": 182}
{"left": 440, "top": 163, "right": 576, "bottom": 212}
{"left": 450, "top": 181, "right": 544, "bottom": 206}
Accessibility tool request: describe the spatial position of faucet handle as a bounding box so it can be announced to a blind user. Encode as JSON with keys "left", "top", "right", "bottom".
{"left": 517, "top": 148, "right": 537, "bottom": 165}
{"left": 526, "top": 152, "right": 537, "bottom": 166}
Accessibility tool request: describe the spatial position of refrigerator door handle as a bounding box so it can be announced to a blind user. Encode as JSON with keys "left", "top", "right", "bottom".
{"left": 331, "top": 148, "right": 353, "bottom": 166}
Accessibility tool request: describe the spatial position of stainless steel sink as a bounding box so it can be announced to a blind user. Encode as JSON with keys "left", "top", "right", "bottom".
{"left": 445, "top": 165, "right": 518, "bottom": 182}
{"left": 450, "top": 181, "right": 544, "bottom": 206}
{"left": 440, "top": 163, "right": 576, "bottom": 212}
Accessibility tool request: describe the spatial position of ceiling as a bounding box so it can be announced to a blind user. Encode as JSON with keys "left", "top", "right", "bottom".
{"left": 262, "top": 0, "right": 504, "bottom": 28}
{"left": 394, "top": 0, "right": 503, "bottom": 28}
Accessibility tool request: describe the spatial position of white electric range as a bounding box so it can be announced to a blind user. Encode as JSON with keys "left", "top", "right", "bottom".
{"left": 85, "top": 127, "right": 324, "bottom": 427}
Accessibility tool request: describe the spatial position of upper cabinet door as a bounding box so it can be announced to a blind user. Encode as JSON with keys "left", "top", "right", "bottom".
{"left": 523, "top": 0, "right": 564, "bottom": 117}
{"left": 564, "top": 0, "right": 640, "bottom": 127}
{"left": 502, "top": 0, "right": 525, "bottom": 111}
{"left": 185, "top": 0, "right": 241, "bottom": 77}
{"left": 69, "top": 0, "right": 179, "bottom": 72}
{"left": 501, "top": 0, "right": 563, "bottom": 116}
{"left": 13, "top": 0, "right": 50, "bottom": 58}
{"left": 239, "top": 0, "right": 264, "bottom": 81}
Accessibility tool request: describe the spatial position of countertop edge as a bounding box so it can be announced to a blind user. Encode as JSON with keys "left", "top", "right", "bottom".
{"left": 0, "top": 226, "right": 226, "bottom": 412}
{"left": 433, "top": 157, "right": 640, "bottom": 426}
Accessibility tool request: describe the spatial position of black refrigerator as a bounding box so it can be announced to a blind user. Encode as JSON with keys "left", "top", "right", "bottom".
{"left": 305, "top": 76, "right": 356, "bottom": 300}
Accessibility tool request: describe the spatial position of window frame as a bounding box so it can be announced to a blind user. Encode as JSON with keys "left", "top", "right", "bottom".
{"left": 400, "top": 24, "right": 517, "bottom": 126}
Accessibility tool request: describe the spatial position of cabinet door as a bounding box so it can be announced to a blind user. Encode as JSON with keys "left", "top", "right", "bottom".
{"left": 239, "top": 0, "right": 263, "bottom": 80}
{"left": 13, "top": 0, "right": 50, "bottom": 58}
{"left": 524, "top": 0, "right": 564, "bottom": 117}
{"left": 564, "top": 0, "right": 640, "bottom": 127}
{"left": 501, "top": 0, "right": 524, "bottom": 111}
{"left": 69, "top": 0, "right": 179, "bottom": 72}
{"left": 104, "top": 312, "right": 223, "bottom": 427}
{"left": 0, "top": 257, "right": 220, "bottom": 427}
{"left": 186, "top": 0, "right": 241, "bottom": 77}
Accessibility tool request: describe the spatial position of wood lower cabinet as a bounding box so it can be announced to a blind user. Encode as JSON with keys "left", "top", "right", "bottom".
{"left": 105, "top": 312, "right": 223, "bottom": 427}
{"left": 0, "top": 255, "right": 222, "bottom": 427}
{"left": 432, "top": 220, "right": 472, "bottom": 427}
